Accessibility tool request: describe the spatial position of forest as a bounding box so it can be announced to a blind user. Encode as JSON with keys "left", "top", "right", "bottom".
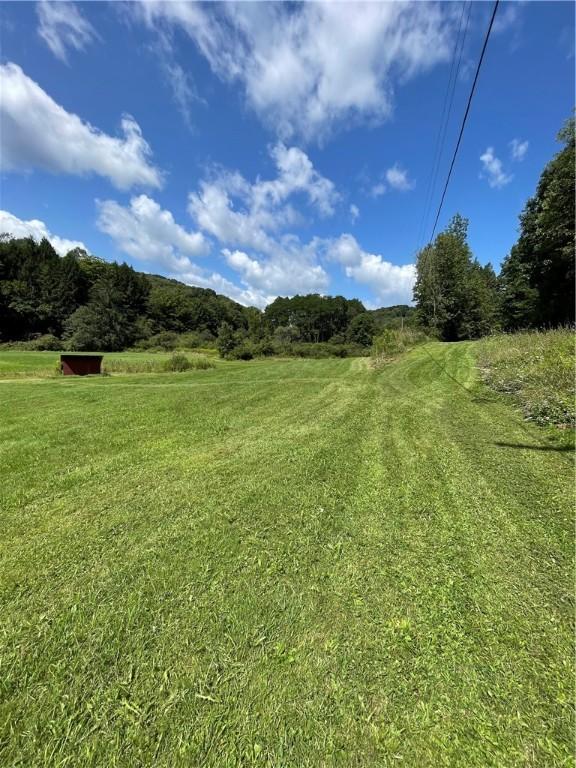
{"left": 0, "top": 117, "right": 573, "bottom": 355}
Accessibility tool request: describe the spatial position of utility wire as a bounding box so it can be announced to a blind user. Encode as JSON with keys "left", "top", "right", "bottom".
{"left": 429, "top": 0, "right": 500, "bottom": 243}
{"left": 416, "top": 1, "right": 471, "bottom": 255}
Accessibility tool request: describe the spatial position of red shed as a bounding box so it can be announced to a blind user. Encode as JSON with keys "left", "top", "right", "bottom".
{"left": 60, "top": 354, "right": 103, "bottom": 376}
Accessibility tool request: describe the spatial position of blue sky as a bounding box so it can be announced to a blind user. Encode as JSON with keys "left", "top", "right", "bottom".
{"left": 1, "top": 1, "right": 574, "bottom": 309}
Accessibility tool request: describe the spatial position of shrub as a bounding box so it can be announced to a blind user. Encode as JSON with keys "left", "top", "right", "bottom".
{"left": 254, "top": 338, "right": 275, "bottom": 357}
{"left": 228, "top": 341, "right": 255, "bottom": 360}
{"left": 142, "top": 331, "right": 180, "bottom": 350}
{"left": 163, "top": 353, "right": 192, "bottom": 371}
{"left": 28, "top": 334, "right": 62, "bottom": 351}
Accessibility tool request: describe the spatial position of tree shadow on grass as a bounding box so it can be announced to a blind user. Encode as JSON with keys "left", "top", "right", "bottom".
{"left": 495, "top": 441, "right": 575, "bottom": 453}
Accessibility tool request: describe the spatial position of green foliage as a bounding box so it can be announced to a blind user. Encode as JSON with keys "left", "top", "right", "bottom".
{"left": 28, "top": 334, "right": 62, "bottom": 351}
{"left": 163, "top": 353, "right": 194, "bottom": 372}
{"left": 0, "top": 236, "right": 251, "bottom": 349}
{"left": 371, "top": 327, "right": 429, "bottom": 363}
{"left": 413, "top": 214, "right": 500, "bottom": 341}
{"left": 477, "top": 328, "right": 575, "bottom": 426}
{"left": 227, "top": 341, "right": 255, "bottom": 360}
{"left": 64, "top": 263, "right": 149, "bottom": 351}
{"left": 103, "top": 353, "right": 215, "bottom": 374}
{"left": 264, "top": 294, "right": 365, "bottom": 342}
{"left": 369, "top": 304, "right": 417, "bottom": 331}
{"left": 499, "top": 116, "right": 575, "bottom": 329}
{"left": 216, "top": 321, "right": 239, "bottom": 358}
{"left": 346, "top": 312, "right": 376, "bottom": 346}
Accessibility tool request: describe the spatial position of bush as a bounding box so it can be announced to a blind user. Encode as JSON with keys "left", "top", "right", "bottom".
{"left": 28, "top": 334, "right": 62, "bottom": 351}
{"left": 0, "top": 335, "right": 62, "bottom": 351}
{"left": 254, "top": 338, "right": 275, "bottom": 357}
{"left": 163, "top": 353, "right": 192, "bottom": 371}
{"left": 228, "top": 341, "right": 255, "bottom": 360}
{"left": 139, "top": 331, "right": 180, "bottom": 350}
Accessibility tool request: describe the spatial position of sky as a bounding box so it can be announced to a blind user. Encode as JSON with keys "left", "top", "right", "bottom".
{"left": 0, "top": 1, "right": 574, "bottom": 310}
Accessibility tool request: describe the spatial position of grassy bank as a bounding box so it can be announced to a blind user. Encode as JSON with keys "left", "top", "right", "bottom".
{"left": 0, "top": 345, "right": 573, "bottom": 766}
{"left": 476, "top": 328, "right": 575, "bottom": 427}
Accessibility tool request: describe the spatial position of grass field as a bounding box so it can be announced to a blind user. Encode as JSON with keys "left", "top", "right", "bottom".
{"left": 0, "top": 343, "right": 573, "bottom": 766}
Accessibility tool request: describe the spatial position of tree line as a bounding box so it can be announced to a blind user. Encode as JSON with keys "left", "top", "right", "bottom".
{"left": 0, "top": 239, "right": 404, "bottom": 353}
{"left": 414, "top": 116, "right": 574, "bottom": 340}
{"left": 0, "top": 241, "right": 248, "bottom": 350}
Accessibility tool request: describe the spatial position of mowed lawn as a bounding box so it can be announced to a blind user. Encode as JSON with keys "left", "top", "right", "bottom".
{"left": 0, "top": 344, "right": 573, "bottom": 767}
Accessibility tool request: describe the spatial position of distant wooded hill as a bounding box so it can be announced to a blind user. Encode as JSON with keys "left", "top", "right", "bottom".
{"left": 0, "top": 236, "right": 405, "bottom": 351}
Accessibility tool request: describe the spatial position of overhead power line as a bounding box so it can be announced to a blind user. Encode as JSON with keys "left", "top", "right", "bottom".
{"left": 416, "top": 0, "right": 472, "bottom": 255}
{"left": 428, "top": 0, "right": 500, "bottom": 243}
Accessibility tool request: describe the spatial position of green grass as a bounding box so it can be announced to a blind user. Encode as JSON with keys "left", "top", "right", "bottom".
{"left": 0, "top": 350, "right": 218, "bottom": 378}
{"left": 0, "top": 344, "right": 573, "bottom": 767}
{"left": 477, "top": 328, "right": 575, "bottom": 427}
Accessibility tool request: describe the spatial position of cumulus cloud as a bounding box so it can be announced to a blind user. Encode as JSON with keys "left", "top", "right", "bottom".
{"left": 350, "top": 204, "right": 360, "bottom": 223}
{"left": 188, "top": 142, "right": 338, "bottom": 255}
{"left": 0, "top": 63, "right": 162, "bottom": 189}
{"left": 134, "top": 1, "right": 454, "bottom": 141}
{"left": 223, "top": 243, "right": 329, "bottom": 299}
{"left": 185, "top": 143, "right": 337, "bottom": 301}
{"left": 365, "top": 164, "right": 414, "bottom": 197}
{"left": 0, "top": 209, "right": 87, "bottom": 255}
{"left": 37, "top": 1, "right": 98, "bottom": 62}
{"left": 479, "top": 147, "right": 513, "bottom": 189}
{"left": 324, "top": 234, "right": 416, "bottom": 305}
{"left": 96, "top": 195, "right": 208, "bottom": 273}
{"left": 510, "top": 138, "right": 529, "bottom": 161}
{"left": 385, "top": 164, "right": 415, "bottom": 191}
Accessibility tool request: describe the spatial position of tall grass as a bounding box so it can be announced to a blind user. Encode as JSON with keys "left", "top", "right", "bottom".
{"left": 477, "top": 328, "right": 575, "bottom": 427}
{"left": 371, "top": 327, "right": 429, "bottom": 366}
{"left": 103, "top": 353, "right": 215, "bottom": 374}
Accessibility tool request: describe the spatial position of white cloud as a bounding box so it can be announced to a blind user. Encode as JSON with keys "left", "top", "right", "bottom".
{"left": 371, "top": 182, "right": 386, "bottom": 198}
{"left": 151, "top": 28, "right": 200, "bottom": 128}
{"left": 0, "top": 209, "right": 87, "bottom": 255}
{"left": 479, "top": 147, "right": 513, "bottom": 189}
{"left": 385, "top": 164, "right": 415, "bottom": 191}
{"left": 188, "top": 142, "right": 338, "bottom": 255}
{"left": 509, "top": 138, "right": 529, "bottom": 161}
{"left": 223, "top": 244, "right": 329, "bottom": 299}
{"left": 96, "top": 195, "right": 208, "bottom": 273}
{"left": 175, "top": 265, "right": 273, "bottom": 310}
{"left": 37, "top": 1, "right": 97, "bottom": 62}
{"left": 350, "top": 204, "right": 360, "bottom": 223}
{"left": 0, "top": 63, "right": 162, "bottom": 190}
{"left": 135, "top": 1, "right": 454, "bottom": 141}
{"left": 324, "top": 234, "right": 416, "bottom": 305}
{"left": 186, "top": 143, "right": 336, "bottom": 302}
{"left": 493, "top": 3, "right": 521, "bottom": 35}
{"left": 94, "top": 195, "right": 275, "bottom": 306}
